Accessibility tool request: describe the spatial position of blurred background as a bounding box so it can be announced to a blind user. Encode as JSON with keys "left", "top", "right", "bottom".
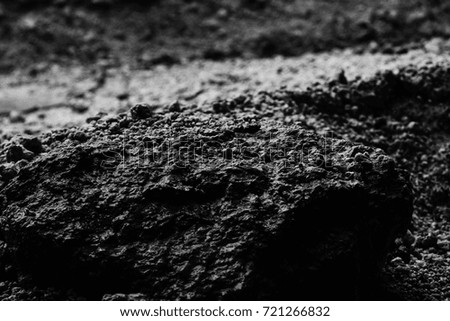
{"left": 0, "top": 0, "right": 449, "bottom": 135}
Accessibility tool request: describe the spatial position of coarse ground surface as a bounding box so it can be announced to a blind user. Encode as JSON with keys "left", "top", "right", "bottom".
{"left": 1, "top": 0, "right": 450, "bottom": 300}
{"left": 0, "top": 100, "right": 412, "bottom": 300}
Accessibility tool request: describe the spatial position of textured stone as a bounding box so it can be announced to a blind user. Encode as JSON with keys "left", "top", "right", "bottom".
{"left": 0, "top": 103, "right": 412, "bottom": 300}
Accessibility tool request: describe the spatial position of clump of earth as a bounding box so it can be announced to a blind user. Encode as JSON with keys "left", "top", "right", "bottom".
{"left": 0, "top": 74, "right": 413, "bottom": 300}
{"left": 1, "top": 62, "right": 450, "bottom": 300}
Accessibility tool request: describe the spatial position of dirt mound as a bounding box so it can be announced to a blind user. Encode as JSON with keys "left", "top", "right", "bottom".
{"left": 2, "top": 61, "right": 450, "bottom": 300}
{"left": 0, "top": 97, "right": 412, "bottom": 299}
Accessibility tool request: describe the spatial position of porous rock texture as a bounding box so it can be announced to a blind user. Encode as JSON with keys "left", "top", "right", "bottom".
{"left": 0, "top": 95, "right": 412, "bottom": 300}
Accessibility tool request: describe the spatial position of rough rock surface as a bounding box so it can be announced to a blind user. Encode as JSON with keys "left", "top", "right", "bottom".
{"left": 0, "top": 98, "right": 412, "bottom": 300}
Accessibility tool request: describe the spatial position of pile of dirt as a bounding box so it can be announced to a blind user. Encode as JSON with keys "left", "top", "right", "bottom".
{"left": 1, "top": 37, "right": 450, "bottom": 299}
{"left": 0, "top": 96, "right": 412, "bottom": 299}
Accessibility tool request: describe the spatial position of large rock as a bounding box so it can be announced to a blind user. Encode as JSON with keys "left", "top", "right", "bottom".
{"left": 0, "top": 104, "right": 412, "bottom": 300}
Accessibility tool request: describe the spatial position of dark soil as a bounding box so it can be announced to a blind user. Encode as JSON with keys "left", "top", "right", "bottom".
{"left": 0, "top": 0, "right": 450, "bottom": 301}
{"left": 1, "top": 60, "right": 450, "bottom": 300}
{"left": 0, "top": 79, "right": 413, "bottom": 300}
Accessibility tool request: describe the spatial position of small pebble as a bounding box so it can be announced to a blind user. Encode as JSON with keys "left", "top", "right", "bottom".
{"left": 6, "top": 145, "right": 34, "bottom": 163}
{"left": 130, "top": 103, "right": 155, "bottom": 120}
{"left": 21, "top": 137, "right": 43, "bottom": 154}
{"left": 71, "top": 131, "right": 89, "bottom": 143}
{"left": 391, "top": 257, "right": 404, "bottom": 265}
